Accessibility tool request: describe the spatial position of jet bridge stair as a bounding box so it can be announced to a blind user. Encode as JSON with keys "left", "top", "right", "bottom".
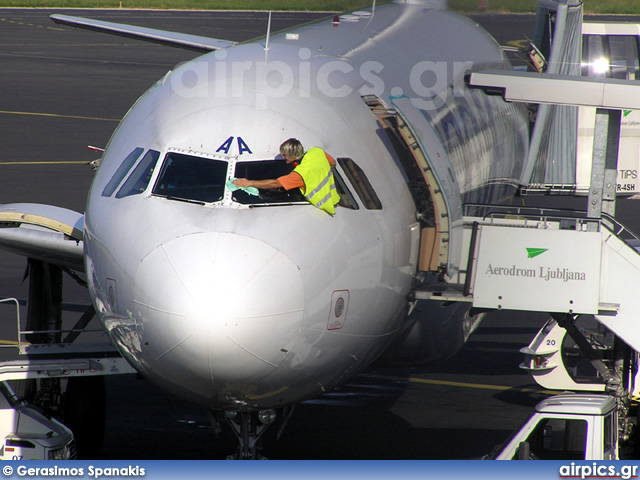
{"left": 456, "top": 31, "right": 640, "bottom": 394}
{"left": 415, "top": 205, "right": 640, "bottom": 357}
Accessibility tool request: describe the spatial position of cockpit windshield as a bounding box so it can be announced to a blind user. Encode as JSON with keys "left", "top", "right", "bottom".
{"left": 152, "top": 152, "right": 228, "bottom": 204}
{"left": 149, "top": 152, "right": 360, "bottom": 209}
{"left": 233, "top": 160, "right": 306, "bottom": 205}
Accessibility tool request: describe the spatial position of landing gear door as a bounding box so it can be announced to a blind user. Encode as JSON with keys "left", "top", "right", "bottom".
{"left": 390, "top": 96, "right": 464, "bottom": 279}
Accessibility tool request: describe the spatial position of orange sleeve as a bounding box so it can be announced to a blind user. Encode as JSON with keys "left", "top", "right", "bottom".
{"left": 325, "top": 152, "right": 336, "bottom": 168}
{"left": 277, "top": 171, "right": 305, "bottom": 191}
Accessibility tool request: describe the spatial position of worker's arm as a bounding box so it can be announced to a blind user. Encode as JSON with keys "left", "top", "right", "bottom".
{"left": 233, "top": 178, "right": 282, "bottom": 189}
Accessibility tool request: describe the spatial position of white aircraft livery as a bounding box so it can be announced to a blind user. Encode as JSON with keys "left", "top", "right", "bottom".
{"left": 0, "top": 0, "right": 530, "bottom": 458}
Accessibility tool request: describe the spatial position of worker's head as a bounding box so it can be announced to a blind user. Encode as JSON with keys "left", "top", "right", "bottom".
{"left": 280, "top": 138, "right": 304, "bottom": 163}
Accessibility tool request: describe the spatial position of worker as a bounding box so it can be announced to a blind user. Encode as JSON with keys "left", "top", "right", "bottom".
{"left": 233, "top": 138, "right": 341, "bottom": 215}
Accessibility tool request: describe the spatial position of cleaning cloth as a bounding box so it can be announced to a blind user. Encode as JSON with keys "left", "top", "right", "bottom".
{"left": 226, "top": 178, "right": 259, "bottom": 196}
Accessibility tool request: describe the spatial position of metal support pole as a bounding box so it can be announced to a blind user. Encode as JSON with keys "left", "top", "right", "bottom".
{"left": 587, "top": 109, "right": 621, "bottom": 225}
{"left": 26, "top": 259, "right": 63, "bottom": 345}
{"left": 603, "top": 109, "right": 621, "bottom": 217}
{"left": 552, "top": 313, "right": 614, "bottom": 385}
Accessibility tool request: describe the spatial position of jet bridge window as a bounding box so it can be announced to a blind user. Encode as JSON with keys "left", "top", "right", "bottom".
{"left": 333, "top": 169, "right": 359, "bottom": 210}
{"left": 582, "top": 35, "right": 640, "bottom": 79}
{"left": 116, "top": 149, "right": 161, "bottom": 199}
{"left": 152, "top": 152, "right": 227, "bottom": 204}
{"left": 338, "top": 158, "right": 382, "bottom": 209}
{"left": 102, "top": 147, "right": 144, "bottom": 197}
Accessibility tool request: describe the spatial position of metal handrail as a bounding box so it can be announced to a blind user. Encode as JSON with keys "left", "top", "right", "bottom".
{"left": 463, "top": 203, "right": 599, "bottom": 226}
{"left": 20, "top": 329, "right": 102, "bottom": 335}
{"left": 601, "top": 212, "right": 640, "bottom": 248}
{"left": 463, "top": 203, "right": 640, "bottom": 251}
{"left": 0, "top": 298, "right": 103, "bottom": 350}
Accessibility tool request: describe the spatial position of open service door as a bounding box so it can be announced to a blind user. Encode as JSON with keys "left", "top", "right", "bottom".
{"left": 364, "top": 95, "right": 464, "bottom": 279}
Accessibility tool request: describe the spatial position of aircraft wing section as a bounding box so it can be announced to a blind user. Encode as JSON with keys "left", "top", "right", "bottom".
{"left": 50, "top": 14, "right": 237, "bottom": 52}
{"left": 0, "top": 204, "right": 84, "bottom": 272}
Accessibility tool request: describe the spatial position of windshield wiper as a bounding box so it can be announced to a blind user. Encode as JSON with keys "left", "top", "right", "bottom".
{"left": 164, "top": 195, "right": 206, "bottom": 206}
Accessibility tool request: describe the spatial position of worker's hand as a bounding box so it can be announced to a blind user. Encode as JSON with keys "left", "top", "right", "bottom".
{"left": 233, "top": 178, "right": 250, "bottom": 188}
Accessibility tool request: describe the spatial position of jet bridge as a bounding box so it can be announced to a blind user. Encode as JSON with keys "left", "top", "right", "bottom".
{"left": 414, "top": 72, "right": 640, "bottom": 399}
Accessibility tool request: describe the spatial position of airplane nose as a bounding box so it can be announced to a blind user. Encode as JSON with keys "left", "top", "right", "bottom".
{"left": 133, "top": 232, "right": 304, "bottom": 396}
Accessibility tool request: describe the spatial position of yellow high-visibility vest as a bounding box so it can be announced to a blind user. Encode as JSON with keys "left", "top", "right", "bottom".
{"left": 294, "top": 147, "right": 340, "bottom": 215}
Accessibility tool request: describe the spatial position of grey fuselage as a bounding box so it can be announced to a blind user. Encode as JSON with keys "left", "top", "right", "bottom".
{"left": 84, "top": 2, "right": 528, "bottom": 410}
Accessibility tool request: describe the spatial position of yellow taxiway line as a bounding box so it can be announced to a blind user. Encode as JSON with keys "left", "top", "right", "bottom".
{"left": 407, "top": 376, "right": 559, "bottom": 396}
{"left": 0, "top": 109, "right": 120, "bottom": 122}
{"left": 0, "top": 161, "right": 87, "bottom": 165}
{"left": 362, "top": 373, "right": 559, "bottom": 396}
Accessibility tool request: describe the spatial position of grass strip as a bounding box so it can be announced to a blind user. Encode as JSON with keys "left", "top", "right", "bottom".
{"left": 0, "top": 0, "right": 636, "bottom": 14}
{"left": 0, "top": 0, "right": 382, "bottom": 10}
{"left": 450, "top": 0, "right": 640, "bottom": 14}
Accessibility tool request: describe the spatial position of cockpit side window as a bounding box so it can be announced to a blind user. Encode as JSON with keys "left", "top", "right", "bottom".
{"left": 233, "top": 160, "right": 306, "bottom": 205}
{"left": 333, "top": 169, "right": 359, "bottom": 210}
{"left": 102, "top": 147, "right": 144, "bottom": 197}
{"left": 152, "top": 152, "right": 227, "bottom": 204}
{"left": 116, "top": 149, "right": 161, "bottom": 199}
{"left": 338, "top": 158, "right": 382, "bottom": 209}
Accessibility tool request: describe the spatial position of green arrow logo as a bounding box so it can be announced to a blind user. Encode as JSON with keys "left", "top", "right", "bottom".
{"left": 624, "top": 110, "right": 633, "bottom": 117}
{"left": 526, "top": 248, "right": 548, "bottom": 259}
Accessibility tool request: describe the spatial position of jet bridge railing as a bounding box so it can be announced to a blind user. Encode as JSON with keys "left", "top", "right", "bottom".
{"left": 463, "top": 203, "right": 600, "bottom": 228}
{"left": 600, "top": 212, "right": 640, "bottom": 248}
{"left": 463, "top": 205, "right": 640, "bottom": 249}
